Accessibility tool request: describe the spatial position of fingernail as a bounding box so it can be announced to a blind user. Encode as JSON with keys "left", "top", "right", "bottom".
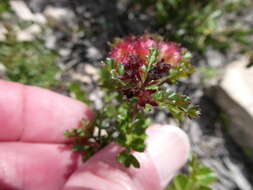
{"left": 145, "top": 124, "right": 190, "bottom": 187}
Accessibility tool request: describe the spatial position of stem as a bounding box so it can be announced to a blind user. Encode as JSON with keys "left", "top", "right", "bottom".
{"left": 127, "top": 100, "right": 139, "bottom": 121}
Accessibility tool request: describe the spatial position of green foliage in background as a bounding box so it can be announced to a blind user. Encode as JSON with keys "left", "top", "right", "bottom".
{"left": 0, "top": 0, "right": 60, "bottom": 88}
{"left": 198, "top": 66, "right": 219, "bottom": 86}
{"left": 67, "top": 82, "right": 92, "bottom": 105}
{"left": 132, "top": 0, "right": 252, "bottom": 53}
{"left": 247, "top": 61, "right": 253, "bottom": 68}
{"left": 166, "top": 154, "right": 216, "bottom": 190}
{"left": 246, "top": 53, "right": 253, "bottom": 68}
{"left": 0, "top": 0, "right": 10, "bottom": 13}
{"left": 0, "top": 39, "right": 59, "bottom": 88}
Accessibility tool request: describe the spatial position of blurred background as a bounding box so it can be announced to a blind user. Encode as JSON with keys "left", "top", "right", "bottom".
{"left": 0, "top": 0, "right": 253, "bottom": 189}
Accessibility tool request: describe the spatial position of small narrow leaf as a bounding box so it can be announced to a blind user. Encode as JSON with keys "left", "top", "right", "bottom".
{"left": 105, "top": 58, "right": 115, "bottom": 69}
{"left": 246, "top": 60, "right": 253, "bottom": 68}
{"left": 173, "top": 174, "right": 189, "bottom": 190}
{"left": 118, "top": 64, "right": 125, "bottom": 75}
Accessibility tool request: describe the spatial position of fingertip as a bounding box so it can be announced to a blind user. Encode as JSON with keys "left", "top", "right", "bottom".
{"left": 63, "top": 143, "right": 161, "bottom": 190}
{"left": 146, "top": 124, "right": 190, "bottom": 187}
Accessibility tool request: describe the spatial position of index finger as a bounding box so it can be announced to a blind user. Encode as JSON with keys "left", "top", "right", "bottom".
{"left": 0, "top": 80, "right": 93, "bottom": 143}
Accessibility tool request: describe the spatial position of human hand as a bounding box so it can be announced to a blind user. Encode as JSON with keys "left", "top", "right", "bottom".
{"left": 0, "top": 80, "right": 190, "bottom": 190}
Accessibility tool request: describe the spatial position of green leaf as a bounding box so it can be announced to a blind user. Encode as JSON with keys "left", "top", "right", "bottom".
{"left": 145, "top": 85, "right": 159, "bottom": 90}
{"left": 246, "top": 61, "right": 253, "bottom": 68}
{"left": 173, "top": 175, "right": 189, "bottom": 190}
{"left": 147, "top": 47, "right": 159, "bottom": 66}
{"left": 118, "top": 64, "right": 125, "bottom": 75}
{"left": 116, "top": 150, "right": 140, "bottom": 168}
{"left": 128, "top": 154, "right": 140, "bottom": 168}
{"left": 111, "top": 69, "right": 118, "bottom": 79}
{"left": 168, "top": 61, "right": 195, "bottom": 82}
{"left": 105, "top": 58, "right": 115, "bottom": 70}
{"left": 182, "top": 50, "right": 192, "bottom": 60}
{"left": 141, "top": 64, "right": 147, "bottom": 72}
{"left": 195, "top": 186, "right": 212, "bottom": 190}
{"left": 167, "top": 153, "right": 216, "bottom": 189}
{"left": 117, "top": 150, "right": 129, "bottom": 163}
{"left": 144, "top": 104, "right": 153, "bottom": 112}
{"left": 246, "top": 58, "right": 253, "bottom": 68}
{"left": 187, "top": 106, "right": 201, "bottom": 119}
{"left": 130, "top": 137, "right": 146, "bottom": 152}
{"left": 195, "top": 167, "right": 217, "bottom": 186}
{"left": 153, "top": 90, "right": 200, "bottom": 121}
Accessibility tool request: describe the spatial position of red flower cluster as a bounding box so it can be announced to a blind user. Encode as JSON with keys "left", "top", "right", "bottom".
{"left": 109, "top": 35, "right": 183, "bottom": 107}
{"left": 110, "top": 35, "right": 181, "bottom": 66}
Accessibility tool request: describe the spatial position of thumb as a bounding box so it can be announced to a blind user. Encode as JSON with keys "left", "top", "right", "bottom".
{"left": 63, "top": 124, "right": 190, "bottom": 190}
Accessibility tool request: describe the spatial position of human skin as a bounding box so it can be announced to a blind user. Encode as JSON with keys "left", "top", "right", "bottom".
{"left": 0, "top": 80, "right": 190, "bottom": 190}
